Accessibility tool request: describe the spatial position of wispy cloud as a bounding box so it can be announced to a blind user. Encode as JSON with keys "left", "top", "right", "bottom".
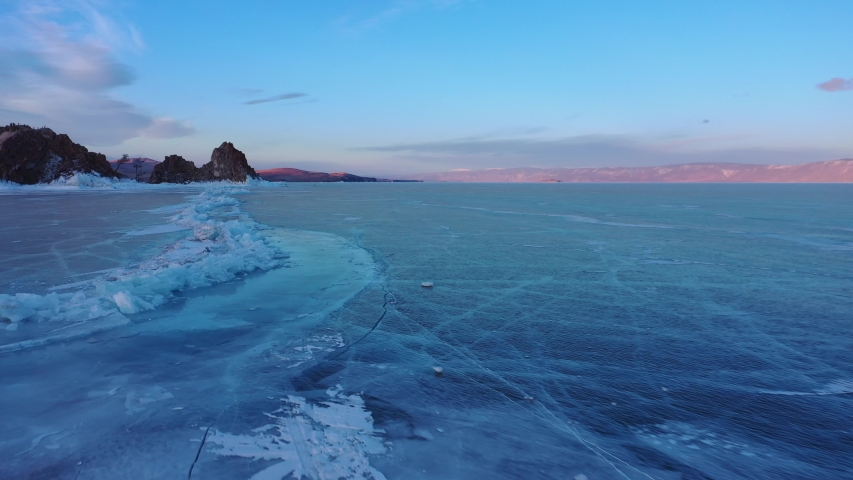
{"left": 243, "top": 92, "right": 307, "bottom": 105}
{"left": 354, "top": 135, "right": 838, "bottom": 169}
{"left": 334, "top": 0, "right": 465, "bottom": 35}
{"left": 142, "top": 117, "right": 195, "bottom": 139}
{"left": 816, "top": 77, "right": 853, "bottom": 92}
{"left": 0, "top": 1, "right": 193, "bottom": 145}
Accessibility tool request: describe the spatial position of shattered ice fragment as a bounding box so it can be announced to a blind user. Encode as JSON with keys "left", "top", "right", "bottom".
{"left": 574, "top": 475, "right": 588, "bottom": 480}
{"left": 432, "top": 366, "right": 443, "bottom": 375}
{"left": 421, "top": 281, "right": 434, "bottom": 288}
{"left": 112, "top": 291, "right": 154, "bottom": 314}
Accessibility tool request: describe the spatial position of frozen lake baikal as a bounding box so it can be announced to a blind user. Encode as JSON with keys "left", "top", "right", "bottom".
{"left": 0, "top": 183, "right": 851, "bottom": 479}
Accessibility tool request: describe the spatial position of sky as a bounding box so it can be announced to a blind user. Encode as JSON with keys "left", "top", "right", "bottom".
{"left": 1, "top": 0, "right": 851, "bottom": 176}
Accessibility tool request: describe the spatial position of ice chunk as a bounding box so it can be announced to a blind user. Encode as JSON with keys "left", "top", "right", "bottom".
{"left": 111, "top": 291, "right": 154, "bottom": 314}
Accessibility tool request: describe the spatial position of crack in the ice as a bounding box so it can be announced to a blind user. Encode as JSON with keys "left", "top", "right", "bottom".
{"left": 328, "top": 287, "right": 391, "bottom": 361}
{"left": 187, "top": 425, "right": 211, "bottom": 480}
{"left": 391, "top": 308, "right": 653, "bottom": 480}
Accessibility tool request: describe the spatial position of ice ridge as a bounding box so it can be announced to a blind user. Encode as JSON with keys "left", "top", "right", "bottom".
{"left": 0, "top": 186, "right": 288, "bottom": 344}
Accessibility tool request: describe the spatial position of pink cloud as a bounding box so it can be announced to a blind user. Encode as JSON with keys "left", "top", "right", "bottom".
{"left": 817, "top": 77, "right": 853, "bottom": 92}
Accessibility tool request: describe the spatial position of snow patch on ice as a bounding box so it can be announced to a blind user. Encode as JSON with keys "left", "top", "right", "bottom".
{"left": 0, "top": 186, "right": 288, "bottom": 347}
{"left": 125, "top": 386, "right": 175, "bottom": 414}
{"left": 270, "top": 334, "right": 346, "bottom": 368}
{"left": 760, "top": 379, "right": 853, "bottom": 396}
{"left": 206, "top": 386, "right": 387, "bottom": 480}
{"left": 633, "top": 421, "right": 765, "bottom": 458}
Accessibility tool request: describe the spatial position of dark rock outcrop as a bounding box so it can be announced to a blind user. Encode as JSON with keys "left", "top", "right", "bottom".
{"left": 149, "top": 142, "right": 259, "bottom": 184}
{"left": 0, "top": 124, "right": 119, "bottom": 184}
{"left": 148, "top": 155, "right": 199, "bottom": 184}
{"left": 200, "top": 142, "right": 259, "bottom": 182}
{"left": 257, "top": 168, "right": 377, "bottom": 182}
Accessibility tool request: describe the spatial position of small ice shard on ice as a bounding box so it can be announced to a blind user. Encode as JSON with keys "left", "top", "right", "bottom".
{"left": 421, "top": 281, "right": 434, "bottom": 288}
{"left": 523, "top": 395, "right": 534, "bottom": 401}
{"left": 413, "top": 428, "right": 435, "bottom": 440}
{"left": 432, "top": 366, "right": 443, "bottom": 376}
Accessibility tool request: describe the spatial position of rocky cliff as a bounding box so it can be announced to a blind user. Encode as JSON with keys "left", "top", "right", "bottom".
{"left": 0, "top": 124, "right": 119, "bottom": 184}
{"left": 149, "top": 142, "right": 259, "bottom": 184}
{"left": 200, "top": 142, "right": 259, "bottom": 182}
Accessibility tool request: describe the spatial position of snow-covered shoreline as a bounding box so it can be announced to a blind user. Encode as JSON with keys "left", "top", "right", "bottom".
{"left": 0, "top": 172, "right": 275, "bottom": 192}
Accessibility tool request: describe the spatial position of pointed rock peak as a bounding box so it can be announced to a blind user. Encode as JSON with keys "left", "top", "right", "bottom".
{"left": 205, "top": 141, "right": 259, "bottom": 182}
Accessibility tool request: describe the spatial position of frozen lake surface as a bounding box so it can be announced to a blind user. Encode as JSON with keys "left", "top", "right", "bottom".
{"left": 1, "top": 183, "right": 851, "bottom": 479}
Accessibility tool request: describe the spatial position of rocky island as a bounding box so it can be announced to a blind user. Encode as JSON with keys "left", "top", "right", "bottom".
{"left": 149, "top": 143, "right": 259, "bottom": 184}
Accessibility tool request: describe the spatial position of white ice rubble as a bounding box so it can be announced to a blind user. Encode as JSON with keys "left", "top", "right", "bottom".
{"left": 206, "top": 386, "right": 387, "bottom": 480}
{"left": 0, "top": 172, "right": 273, "bottom": 192}
{"left": 0, "top": 185, "right": 287, "bottom": 347}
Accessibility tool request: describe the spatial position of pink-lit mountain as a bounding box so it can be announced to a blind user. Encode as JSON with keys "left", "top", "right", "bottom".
{"left": 410, "top": 159, "right": 853, "bottom": 183}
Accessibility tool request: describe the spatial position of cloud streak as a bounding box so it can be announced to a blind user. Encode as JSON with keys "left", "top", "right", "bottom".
{"left": 816, "top": 77, "right": 853, "bottom": 92}
{"left": 243, "top": 92, "right": 307, "bottom": 105}
{"left": 355, "top": 135, "right": 839, "bottom": 170}
{"left": 334, "top": 0, "right": 465, "bottom": 35}
{"left": 142, "top": 117, "right": 196, "bottom": 139}
{"left": 0, "top": 1, "right": 194, "bottom": 145}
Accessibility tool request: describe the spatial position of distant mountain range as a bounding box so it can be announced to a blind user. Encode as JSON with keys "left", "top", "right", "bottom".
{"left": 256, "top": 167, "right": 421, "bottom": 183}
{"left": 409, "top": 159, "right": 853, "bottom": 183}
{"left": 257, "top": 168, "right": 377, "bottom": 182}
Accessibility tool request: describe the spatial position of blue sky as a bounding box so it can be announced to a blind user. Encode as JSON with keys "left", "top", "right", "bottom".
{"left": 1, "top": 0, "right": 851, "bottom": 175}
